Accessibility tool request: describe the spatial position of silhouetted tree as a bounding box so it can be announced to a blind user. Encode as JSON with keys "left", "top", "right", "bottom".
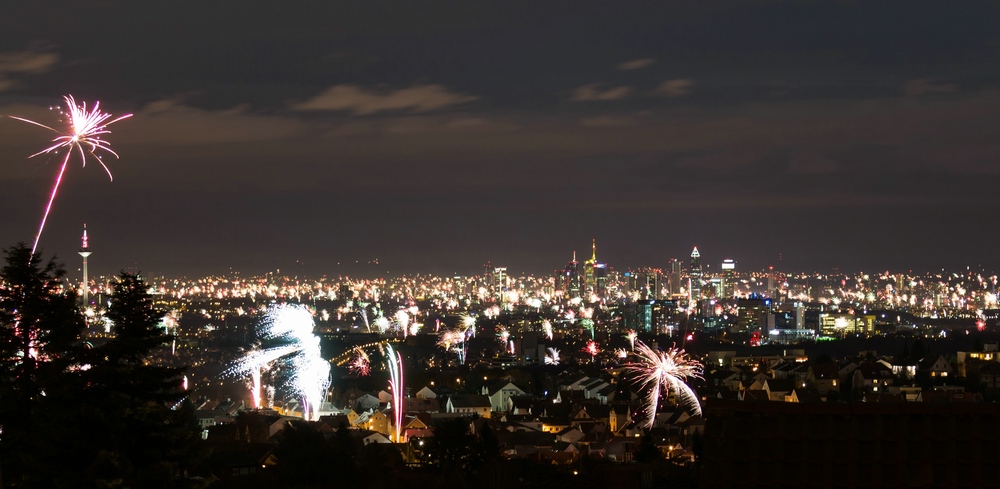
{"left": 59, "top": 272, "right": 204, "bottom": 488}
{"left": 0, "top": 244, "right": 85, "bottom": 485}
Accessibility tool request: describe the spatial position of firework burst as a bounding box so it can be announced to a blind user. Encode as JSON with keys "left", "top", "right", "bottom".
{"left": 626, "top": 330, "right": 638, "bottom": 350}
{"left": 348, "top": 347, "right": 371, "bottom": 376}
{"left": 583, "top": 340, "right": 600, "bottom": 360}
{"left": 497, "top": 326, "right": 510, "bottom": 345}
{"left": 225, "top": 304, "right": 331, "bottom": 420}
{"left": 542, "top": 319, "right": 554, "bottom": 340}
{"left": 373, "top": 316, "right": 391, "bottom": 335}
{"left": 623, "top": 340, "right": 703, "bottom": 428}
{"left": 544, "top": 347, "right": 560, "bottom": 365}
{"left": 10, "top": 95, "right": 132, "bottom": 254}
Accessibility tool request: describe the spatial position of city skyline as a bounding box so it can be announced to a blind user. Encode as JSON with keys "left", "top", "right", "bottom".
{"left": 2, "top": 1, "right": 999, "bottom": 278}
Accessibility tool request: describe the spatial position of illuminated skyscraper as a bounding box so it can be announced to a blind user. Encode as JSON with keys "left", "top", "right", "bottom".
{"left": 721, "top": 259, "right": 736, "bottom": 298}
{"left": 78, "top": 224, "right": 92, "bottom": 305}
{"left": 689, "top": 247, "right": 702, "bottom": 303}
{"left": 583, "top": 239, "right": 608, "bottom": 298}
{"left": 557, "top": 252, "right": 582, "bottom": 298}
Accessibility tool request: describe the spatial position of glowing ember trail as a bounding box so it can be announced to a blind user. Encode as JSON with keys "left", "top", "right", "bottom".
{"left": 622, "top": 340, "right": 703, "bottom": 428}
{"left": 10, "top": 96, "right": 132, "bottom": 254}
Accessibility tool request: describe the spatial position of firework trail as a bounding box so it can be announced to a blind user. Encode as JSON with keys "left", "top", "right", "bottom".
{"left": 348, "top": 347, "right": 371, "bottom": 376}
{"left": 622, "top": 341, "right": 703, "bottom": 428}
{"left": 544, "top": 347, "right": 560, "bottom": 365}
{"left": 10, "top": 95, "right": 132, "bottom": 254}
{"left": 385, "top": 343, "right": 404, "bottom": 442}
{"left": 225, "top": 304, "right": 331, "bottom": 420}
{"left": 359, "top": 308, "right": 370, "bottom": 332}
{"left": 615, "top": 348, "right": 628, "bottom": 359}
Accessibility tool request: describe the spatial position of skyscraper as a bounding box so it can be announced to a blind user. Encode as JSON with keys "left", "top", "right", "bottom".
{"left": 556, "top": 252, "right": 582, "bottom": 298}
{"left": 689, "top": 247, "right": 702, "bottom": 304}
{"left": 583, "top": 239, "right": 608, "bottom": 298}
{"left": 667, "top": 258, "right": 683, "bottom": 297}
{"left": 721, "top": 259, "right": 736, "bottom": 298}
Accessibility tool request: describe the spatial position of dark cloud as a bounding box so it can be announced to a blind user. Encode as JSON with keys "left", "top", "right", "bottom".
{"left": 0, "top": 1, "right": 999, "bottom": 277}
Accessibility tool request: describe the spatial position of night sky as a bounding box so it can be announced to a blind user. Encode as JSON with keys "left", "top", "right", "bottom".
{"left": 1, "top": 1, "right": 999, "bottom": 278}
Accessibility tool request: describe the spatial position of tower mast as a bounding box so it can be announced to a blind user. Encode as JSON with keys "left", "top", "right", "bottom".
{"left": 78, "top": 224, "right": 92, "bottom": 305}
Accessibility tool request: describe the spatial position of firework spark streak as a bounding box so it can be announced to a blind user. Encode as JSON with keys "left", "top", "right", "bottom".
{"left": 385, "top": 343, "right": 404, "bottom": 442}
{"left": 225, "top": 304, "right": 331, "bottom": 420}
{"left": 622, "top": 341, "right": 703, "bottom": 428}
{"left": 10, "top": 96, "right": 132, "bottom": 254}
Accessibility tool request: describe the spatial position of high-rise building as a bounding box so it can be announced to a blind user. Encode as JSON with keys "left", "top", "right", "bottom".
{"left": 78, "top": 224, "right": 92, "bottom": 306}
{"left": 689, "top": 247, "right": 703, "bottom": 304}
{"left": 629, "top": 299, "right": 679, "bottom": 334}
{"left": 555, "top": 252, "right": 582, "bottom": 298}
{"left": 582, "top": 240, "right": 608, "bottom": 298}
{"left": 721, "top": 259, "right": 736, "bottom": 298}
{"left": 667, "top": 258, "right": 683, "bottom": 297}
{"left": 737, "top": 294, "right": 770, "bottom": 334}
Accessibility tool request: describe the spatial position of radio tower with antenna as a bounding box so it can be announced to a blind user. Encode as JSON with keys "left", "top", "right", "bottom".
{"left": 79, "top": 224, "right": 92, "bottom": 305}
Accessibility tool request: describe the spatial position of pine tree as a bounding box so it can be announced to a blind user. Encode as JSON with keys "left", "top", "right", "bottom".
{"left": 0, "top": 243, "right": 85, "bottom": 485}
{"left": 64, "top": 272, "right": 204, "bottom": 488}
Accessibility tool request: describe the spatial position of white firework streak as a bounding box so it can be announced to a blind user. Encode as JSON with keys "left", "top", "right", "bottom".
{"left": 622, "top": 341, "right": 703, "bottom": 429}
{"left": 385, "top": 343, "right": 404, "bottom": 442}
{"left": 225, "top": 304, "right": 331, "bottom": 420}
{"left": 359, "top": 308, "right": 370, "bottom": 332}
{"left": 542, "top": 319, "right": 553, "bottom": 340}
{"left": 394, "top": 310, "right": 411, "bottom": 337}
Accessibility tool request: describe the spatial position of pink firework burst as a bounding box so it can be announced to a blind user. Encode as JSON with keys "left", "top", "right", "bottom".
{"left": 347, "top": 347, "right": 371, "bottom": 376}
{"left": 10, "top": 95, "right": 132, "bottom": 254}
{"left": 623, "top": 340, "right": 703, "bottom": 428}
